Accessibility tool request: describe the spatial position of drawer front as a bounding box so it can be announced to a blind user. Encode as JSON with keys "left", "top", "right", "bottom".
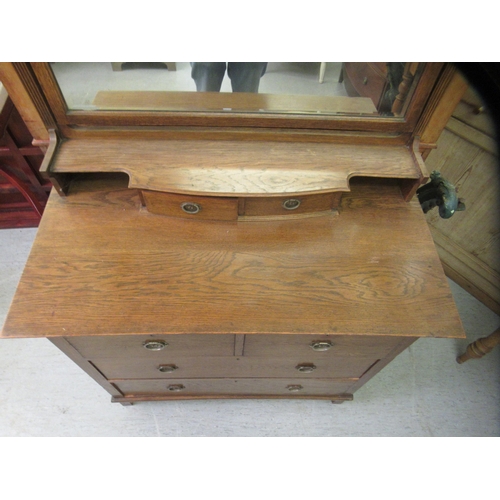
{"left": 242, "top": 192, "right": 341, "bottom": 217}
{"left": 344, "top": 62, "right": 387, "bottom": 106}
{"left": 115, "top": 378, "right": 355, "bottom": 397}
{"left": 67, "top": 334, "right": 235, "bottom": 359}
{"left": 93, "top": 354, "right": 377, "bottom": 380}
{"left": 141, "top": 190, "right": 238, "bottom": 220}
{"left": 243, "top": 335, "right": 401, "bottom": 358}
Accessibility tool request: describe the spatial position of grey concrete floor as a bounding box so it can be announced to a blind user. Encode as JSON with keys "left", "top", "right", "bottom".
{"left": 1, "top": 226, "right": 499, "bottom": 437}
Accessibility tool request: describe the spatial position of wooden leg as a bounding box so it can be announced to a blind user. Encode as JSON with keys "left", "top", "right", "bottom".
{"left": 164, "top": 62, "right": 176, "bottom": 71}
{"left": 457, "top": 327, "right": 500, "bottom": 363}
{"left": 111, "top": 62, "right": 123, "bottom": 71}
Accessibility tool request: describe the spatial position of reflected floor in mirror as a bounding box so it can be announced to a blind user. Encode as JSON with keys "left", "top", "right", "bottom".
{"left": 51, "top": 62, "right": 347, "bottom": 110}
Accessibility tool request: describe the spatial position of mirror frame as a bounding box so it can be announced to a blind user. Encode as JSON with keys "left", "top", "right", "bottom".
{"left": 25, "top": 62, "right": 445, "bottom": 139}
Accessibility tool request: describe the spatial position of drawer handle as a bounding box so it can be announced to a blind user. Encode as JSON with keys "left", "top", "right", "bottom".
{"left": 287, "top": 385, "right": 303, "bottom": 392}
{"left": 310, "top": 340, "right": 333, "bottom": 351}
{"left": 158, "top": 364, "right": 178, "bottom": 373}
{"left": 143, "top": 340, "right": 168, "bottom": 351}
{"left": 168, "top": 384, "right": 185, "bottom": 392}
{"left": 296, "top": 363, "right": 316, "bottom": 373}
{"left": 282, "top": 198, "right": 301, "bottom": 210}
{"left": 181, "top": 202, "right": 201, "bottom": 214}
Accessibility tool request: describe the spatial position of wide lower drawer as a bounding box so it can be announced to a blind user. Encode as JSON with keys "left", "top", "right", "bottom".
{"left": 66, "top": 334, "right": 235, "bottom": 359}
{"left": 114, "top": 378, "right": 356, "bottom": 397}
{"left": 243, "top": 334, "right": 402, "bottom": 358}
{"left": 93, "top": 355, "right": 378, "bottom": 380}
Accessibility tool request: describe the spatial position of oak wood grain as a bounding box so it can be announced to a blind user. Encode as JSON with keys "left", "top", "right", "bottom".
{"left": 49, "top": 138, "right": 422, "bottom": 196}
{"left": 1, "top": 178, "right": 465, "bottom": 340}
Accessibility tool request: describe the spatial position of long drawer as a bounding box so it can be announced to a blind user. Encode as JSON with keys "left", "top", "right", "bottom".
{"left": 92, "top": 354, "right": 378, "bottom": 380}
{"left": 66, "top": 334, "right": 235, "bottom": 359}
{"left": 114, "top": 378, "right": 356, "bottom": 397}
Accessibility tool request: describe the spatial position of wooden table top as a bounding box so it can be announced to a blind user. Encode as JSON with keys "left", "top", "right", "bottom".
{"left": 1, "top": 178, "right": 465, "bottom": 340}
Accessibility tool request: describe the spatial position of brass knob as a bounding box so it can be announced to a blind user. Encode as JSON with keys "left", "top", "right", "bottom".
{"left": 143, "top": 340, "right": 168, "bottom": 351}
{"left": 282, "top": 198, "right": 301, "bottom": 210}
{"left": 158, "top": 364, "right": 178, "bottom": 373}
{"left": 363, "top": 77, "right": 368, "bottom": 85}
{"left": 181, "top": 202, "right": 201, "bottom": 214}
{"left": 287, "top": 385, "right": 303, "bottom": 392}
{"left": 296, "top": 363, "right": 316, "bottom": 373}
{"left": 310, "top": 340, "right": 333, "bottom": 351}
{"left": 167, "top": 384, "right": 185, "bottom": 392}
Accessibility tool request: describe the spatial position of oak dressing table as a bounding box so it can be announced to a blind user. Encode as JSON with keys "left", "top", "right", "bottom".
{"left": 0, "top": 62, "right": 466, "bottom": 404}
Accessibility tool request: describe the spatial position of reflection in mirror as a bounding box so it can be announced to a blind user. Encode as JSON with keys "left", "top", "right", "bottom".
{"left": 50, "top": 62, "right": 421, "bottom": 117}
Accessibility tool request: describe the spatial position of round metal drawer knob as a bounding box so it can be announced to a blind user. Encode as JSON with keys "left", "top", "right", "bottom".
{"left": 282, "top": 198, "right": 301, "bottom": 210}
{"left": 287, "top": 385, "right": 303, "bottom": 392}
{"left": 296, "top": 363, "right": 316, "bottom": 373}
{"left": 310, "top": 340, "right": 333, "bottom": 352}
{"left": 167, "top": 384, "right": 185, "bottom": 392}
{"left": 143, "top": 340, "right": 168, "bottom": 351}
{"left": 181, "top": 202, "right": 201, "bottom": 214}
{"left": 158, "top": 364, "right": 178, "bottom": 373}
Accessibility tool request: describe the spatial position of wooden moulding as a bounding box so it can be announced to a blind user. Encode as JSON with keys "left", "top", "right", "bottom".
{"left": 110, "top": 393, "right": 355, "bottom": 405}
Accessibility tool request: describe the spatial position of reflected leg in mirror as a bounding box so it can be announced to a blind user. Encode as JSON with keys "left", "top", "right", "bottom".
{"left": 228, "top": 62, "right": 268, "bottom": 92}
{"left": 191, "top": 62, "right": 227, "bottom": 91}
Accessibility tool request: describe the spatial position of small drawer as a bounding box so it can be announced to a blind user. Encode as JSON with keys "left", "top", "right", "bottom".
{"left": 114, "top": 378, "right": 355, "bottom": 397}
{"left": 141, "top": 190, "right": 238, "bottom": 221}
{"left": 93, "top": 354, "right": 376, "bottom": 380}
{"left": 243, "top": 334, "right": 401, "bottom": 358}
{"left": 66, "top": 334, "right": 235, "bottom": 359}
{"left": 242, "top": 192, "right": 341, "bottom": 218}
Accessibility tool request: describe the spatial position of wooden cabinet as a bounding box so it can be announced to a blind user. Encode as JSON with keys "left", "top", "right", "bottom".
{"left": 424, "top": 86, "right": 500, "bottom": 314}
{"left": 0, "top": 62, "right": 467, "bottom": 405}
{"left": 0, "top": 85, "right": 50, "bottom": 228}
{"left": 1, "top": 173, "right": 464, "bottom": 404}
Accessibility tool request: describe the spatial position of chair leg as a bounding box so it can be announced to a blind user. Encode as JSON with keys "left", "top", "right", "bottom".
{"left": 457, "top": 327, "right": 500, "bottom": 363}
{"left": 319, "top": 62, "right": 326, "bottom": 83}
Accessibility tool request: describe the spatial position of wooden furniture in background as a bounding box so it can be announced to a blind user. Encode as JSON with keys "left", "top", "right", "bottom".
{"left": 424, "top": 85, "right": 500, "bottom": 316}
{"left": 0, "top": 84, "right": 50, "bottom": 228}
{"left": 457, "top": 327, "right": 500, "bottom": 363}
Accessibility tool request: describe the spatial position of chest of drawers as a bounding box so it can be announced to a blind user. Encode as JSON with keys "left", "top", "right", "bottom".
{"left": 1, "top": 155, "right": 465, "bottom": 404}
{"left": 0, "top": 61, "right": 471, "bottom": 405}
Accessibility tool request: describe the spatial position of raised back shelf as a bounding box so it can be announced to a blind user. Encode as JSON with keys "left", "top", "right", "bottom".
{"left": 48, "top": 138, "right": 424, "bottom": 195}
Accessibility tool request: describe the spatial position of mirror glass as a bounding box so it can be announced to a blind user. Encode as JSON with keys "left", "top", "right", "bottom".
{"left": 50, "top": 62, "right": 422, "bottom": 117}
